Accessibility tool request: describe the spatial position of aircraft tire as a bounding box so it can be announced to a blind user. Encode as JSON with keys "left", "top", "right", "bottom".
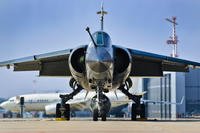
{"left": 93, "top": 109, "right": 98, "bottom": 121}
{"left": 101, "top": 113, "right": 107, "bottom": 121}
{"left": 56, "top": 103, "right": 61, "bottom": 118}
{"left": 64, "top": 104, "right": 70, "bottom": 120}
{"left": 140, "top": 104, "right": 146, "bottom": 119}
{"left": 131, "top": 103, "right": 137, "bottom": 121}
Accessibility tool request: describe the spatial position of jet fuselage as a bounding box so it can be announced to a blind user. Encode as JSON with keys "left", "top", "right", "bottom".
{"left": 69, "top": 31, "right": 132, "bottom": 93}
{"left": 86, "top": 31, "right": 114, "bottom": 92}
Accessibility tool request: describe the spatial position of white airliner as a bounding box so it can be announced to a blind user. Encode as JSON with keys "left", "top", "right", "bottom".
{"left": 0, "top": 91, "right": 129, "bottom": 115}
{"left": 0, "top": 91, "right": 184, "bottom": 116}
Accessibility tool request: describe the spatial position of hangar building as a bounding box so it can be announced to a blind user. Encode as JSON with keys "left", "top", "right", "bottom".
{"left": 139, "top": 69, "right": 200, "bottom": 118}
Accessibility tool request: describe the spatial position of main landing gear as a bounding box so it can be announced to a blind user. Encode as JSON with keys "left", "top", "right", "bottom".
{"left": 56, "top": 79, "right": 83, "bottom": 120}
{"left": 118, "top": 85, "right": 146, "bottom": 121}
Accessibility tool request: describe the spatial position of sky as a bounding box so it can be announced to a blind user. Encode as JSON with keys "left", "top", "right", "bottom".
{"left": 0, "top": 0, "right": 200, "bottom": 98}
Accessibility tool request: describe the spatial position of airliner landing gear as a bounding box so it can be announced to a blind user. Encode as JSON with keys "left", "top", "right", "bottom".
{"left": 56, "top": 83, "right": 83, "bottom": 120}
{"left": 90, "top": 88, "right": 111, "bottom": 121}
{"left": 118, "top": 85, "right": 146, "bottom": 121}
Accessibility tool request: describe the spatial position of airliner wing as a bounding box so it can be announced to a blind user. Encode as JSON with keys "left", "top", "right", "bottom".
{"left": 128, "top": 49, "right": 200, "bottom": 76}
{"left": 0, "top": 49, "right": 73, "bottom": 76}
{"left": 142, "top": 96, "right": 184, "bottom": 105}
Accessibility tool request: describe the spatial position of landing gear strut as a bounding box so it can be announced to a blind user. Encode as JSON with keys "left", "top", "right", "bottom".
{"left": 56, "top": 82, "right": 83, "bottom": 120}
{"left": 118, "top": 85, "right": 146, "bottom": 121}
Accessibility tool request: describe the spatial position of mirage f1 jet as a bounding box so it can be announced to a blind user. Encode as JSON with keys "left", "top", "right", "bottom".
{"left": 0, "top": 5, "right": 200, "bottom": 121}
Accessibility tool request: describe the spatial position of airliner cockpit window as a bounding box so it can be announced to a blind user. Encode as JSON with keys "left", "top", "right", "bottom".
{"left": 9, "top": 97, "right": 15, "bottom": 102}
{"left": 93, "top": 32, "right": 111, "bottom": 47}
{"left": 9, "top": 100, "right": 14, "bottom": 102}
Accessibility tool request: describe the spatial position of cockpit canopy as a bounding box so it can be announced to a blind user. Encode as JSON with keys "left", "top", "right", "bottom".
{"left": 92, "top": 31, "right": 111, "bottom": 47}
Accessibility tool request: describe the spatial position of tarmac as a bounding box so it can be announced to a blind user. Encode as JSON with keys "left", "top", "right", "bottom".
{"left": 0, "top": 118, "right": 200, "bottom": 133}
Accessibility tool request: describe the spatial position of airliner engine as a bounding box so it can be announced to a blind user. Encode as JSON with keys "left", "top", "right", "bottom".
{"left": 45, "top": 104, "right": 56, "bottom": 115}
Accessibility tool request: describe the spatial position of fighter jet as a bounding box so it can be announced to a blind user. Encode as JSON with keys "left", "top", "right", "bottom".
{"left": 0, "top": 5, "right": 200, "bottom": 121}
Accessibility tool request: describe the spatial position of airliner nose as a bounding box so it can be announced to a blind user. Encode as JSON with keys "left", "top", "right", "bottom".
{"left": 0, "top": 101, "right": 8, "bottom": 109}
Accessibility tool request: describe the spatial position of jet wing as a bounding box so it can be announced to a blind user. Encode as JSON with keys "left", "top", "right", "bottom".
{"left": 0, "top": 49, "right": 73, "bottom": 76}
{"left": 128, "top": 49, "right": 200, "bottom": 76}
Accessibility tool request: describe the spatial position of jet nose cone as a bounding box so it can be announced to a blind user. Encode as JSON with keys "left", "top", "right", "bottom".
{"left": 87, "top": 48, "right": 113, "bottom": 73}
{"left": 89, "top": 61, "right": 111, "bottom": 73}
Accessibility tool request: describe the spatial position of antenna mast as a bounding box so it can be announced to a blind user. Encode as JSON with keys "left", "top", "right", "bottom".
{"left": 166, "top": 17, "right": 178, "bottom": 57}
{"left": 97, "top": 2, "right": 107, "bottom": 31}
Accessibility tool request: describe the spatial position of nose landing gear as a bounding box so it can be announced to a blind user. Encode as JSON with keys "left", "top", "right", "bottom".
{"left": 90, "top": 88, "right": 111, "bottom": 121}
